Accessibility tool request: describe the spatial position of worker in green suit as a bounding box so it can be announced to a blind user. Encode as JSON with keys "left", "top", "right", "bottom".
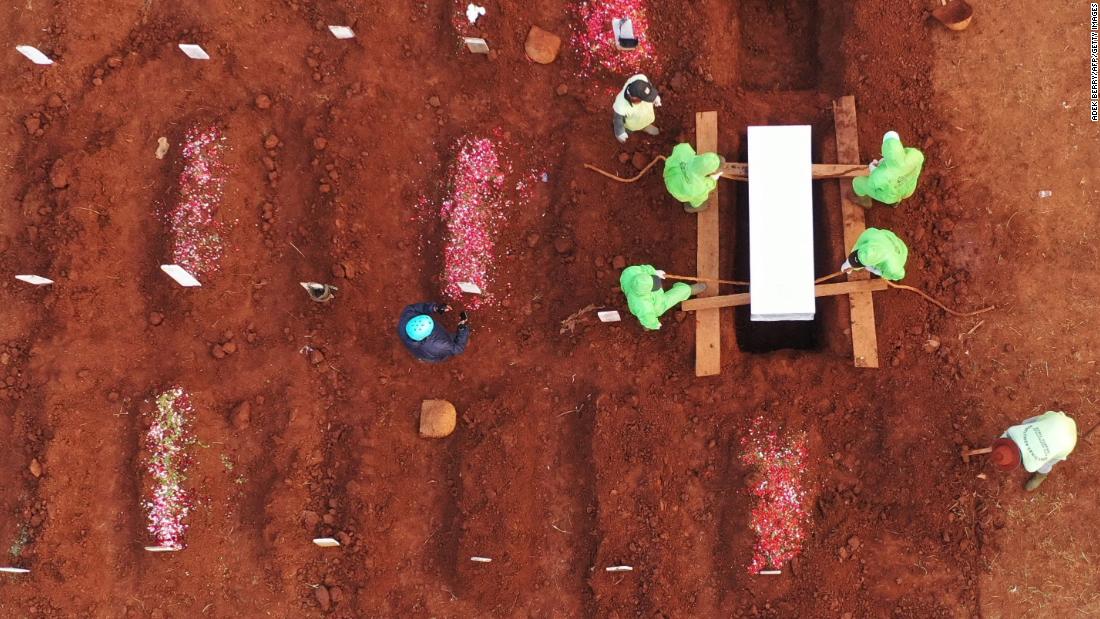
{"left": 663, "top": 143, "right": 725, "bottom": 213}
{"left": 841, "top": 228, "right": 908, "bottom": 281}
{"left": 620, "top": 264, "right": 706, "bottom": 330}
{"left": 852, "top": 131, "right": 924, "bottom": 206}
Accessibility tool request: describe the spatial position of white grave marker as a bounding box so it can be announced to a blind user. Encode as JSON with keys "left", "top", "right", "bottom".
{"left": 327, "top": 26, "right": 355, "bottom": 39}
{"left": 605, "top": 565, "right": 633, "bottom": 572}
{"left": 597, "top": 311, "right": 621, "bottom": 323}
{"left": 143, "top": 545, "right": 180, "bottom": 552}
{"left": 16, "top": 45, "right": 53, "bottom": 65}
{"left": 312, "top": 537, "right": 341, "bottom": 547}
{"left": 178, "top": 44, "right": 210, "bottom": 60}
{"left": 457, "top": 281, "right": 482, "bottom": 294}
{"left": 758, "top": 570, "right": 782, "bottom": 575}
{"left": 15, "top": 275, "right": 53, "bottom": 286}
{"left": 469, "top": 556, "right": 492, "bottom": 563}
{"left": 0, "top": 567, "right": 30, "bottom": 574}
{"left": 462, "top": 37, "right": 490, "bottom": 54}
{"left": 160, "top": 264, "right": 201, "bottom": 287}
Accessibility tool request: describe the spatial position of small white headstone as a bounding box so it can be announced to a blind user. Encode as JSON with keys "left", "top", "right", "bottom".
{"left": 178, "top": 44, "right": 210, "bottom": 60}
{"left": 312, "top": 537, "right": 341, "bottom": 547}
{"left": 16, "top": 45, "right": 53, "bottom": 65}
{"left": 0, "top": 567, "right": 30, "bottom": 574}
{"left": 328, "top": 26, "right": 355, "bottom": 39}
{"left": 605, "top": 565, "right": 633, "bottom": 572}
{"left": 144, "top": 545, "right": 180, "bottom": 552}
{"left": 160, "top": 264, "right": 201, "bottom": 287}
{"left": 457, "top": 281, "right": 482, "bottom": 294}
{"left": 462, "top": 37, "right": 490, "bottom": 54}
{"left": 758, "top": 570, "right": 782, "bottom": 575}
{"left": 15, "top": 275, "right": 54, "bottom": 286}
{"left": 597, "top": 311, "right": 621, "bottom": 323}
{"left": 469, "top": 556, "right": 492, "bottom": 563}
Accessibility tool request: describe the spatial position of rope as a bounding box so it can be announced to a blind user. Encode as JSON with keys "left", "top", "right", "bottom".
{"left": 583, "top": 156, "right": 666, "bottom": 183}
{"left": 884, "top": 281, "right": 996, "bottom": 317}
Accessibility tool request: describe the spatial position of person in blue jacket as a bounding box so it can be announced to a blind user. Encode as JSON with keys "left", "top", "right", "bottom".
{"left": 397, "top": 302, "right": 470, "bottom": 362}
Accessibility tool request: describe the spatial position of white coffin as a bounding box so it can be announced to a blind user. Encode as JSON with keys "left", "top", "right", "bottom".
{"left": 748, "top": 125, "right": 815, "bottom": 321}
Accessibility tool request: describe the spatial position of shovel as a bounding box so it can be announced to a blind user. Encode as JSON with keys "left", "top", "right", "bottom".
{"left": 960, "top": 445, "right": 992, "bottom": 463}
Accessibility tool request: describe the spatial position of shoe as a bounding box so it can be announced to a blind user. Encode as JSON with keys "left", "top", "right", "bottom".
{"left": 642, "top": 125, "right": 660, "bottom": 136}
{"left": 1025, "top": 472, "right": 1048, "bottom": 492}
{"left": 690, "top": 283, "right": 707, "bottom": 295}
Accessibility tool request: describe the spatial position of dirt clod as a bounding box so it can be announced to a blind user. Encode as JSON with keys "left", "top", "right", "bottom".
{"left": 263, "top": 134, "right": 279, "bottom": 150}
{"left": 254, "top": 94, "right": 272, "bottom": 109}
{"left": 232, "top": 401, "right": 251, "bottom": 430}
{"left": 524, "top": 26, "right": 561, "bottom": 64}
{"left": 631, "top": 152, "right": 649, "bottom": 171}
{"left": 148, "top": 312, "right": 164, "bottom": 326}
{"left": 29, "top": 458, "right": 42, "bottom": 478}
{"left": 314, "top": 585, "right": 331, "bottom": 610}
{"left": 49, "top": 160, "right": 70, "bottom": 189}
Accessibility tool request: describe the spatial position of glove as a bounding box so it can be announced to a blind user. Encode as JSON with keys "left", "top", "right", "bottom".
{"left": 883, "top": 130, "right": 900, "bottom": 142}
{"left": 841, "top": 259, "right": 853, "bottom": 273}
{"left": 616, "top": 132, "right": 628, "bottom": 143}
{"left": 435, "top": 304, "right": 452, "bottom": 314}
{"left": 654, "top": 270, "right": 667, "bottom": 279}
{"left": 459, "top": 311, "right": 469, "bottom": 322}
{"left": 868, "top": 158, "right": 881, "bottom": 172}
{"left": 654, "top": 95, "right": 662, "bottom": 107}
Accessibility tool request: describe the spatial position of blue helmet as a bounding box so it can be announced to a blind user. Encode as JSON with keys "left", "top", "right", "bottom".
{"left": 405, "top": 315, "right": 434, "bottom": 341}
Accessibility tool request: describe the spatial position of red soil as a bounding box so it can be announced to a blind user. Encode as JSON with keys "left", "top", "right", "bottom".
{"left": 1, "top": 0, "right": 1096, "bottom": 617}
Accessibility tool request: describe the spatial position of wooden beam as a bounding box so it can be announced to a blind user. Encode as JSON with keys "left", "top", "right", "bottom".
{"left": 694, "top": 111, "right": 721, "bottom": 377}
{"left": 719, "top": 162, "right": 868, "bottom": 181}
{"left": 681, "top": 278, "right": 888, "bottom": 311}
{"left": 833, "top": 96, "right": 879, "bottom": 368}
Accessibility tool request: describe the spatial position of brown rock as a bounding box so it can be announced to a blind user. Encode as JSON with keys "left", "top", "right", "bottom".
{"left": 24, "top": 116, "right": 41, "bottom": 134}
{"left": 341, "top": 262, "right": 356, "bottom": 279}
{"left": 222, "top": 341, "right": 238, "bottom": 355}
{"left": 631, "top": 152, "right": 649, "bottom": 171}
{"left": 428, "top": 96, "right": 441, "bottom": 108}
{"left": 49, "top": 159, "right": 70, "bottom": 189}
{"left": 211, "top": 344, "right": 226, "bottom": 359}
{"left": 524, "top": 26, "right": 561, "bottom": 64}
{"left": 553, "top": 236, "right": 575, "bottom": 254}
{"left": 29, "top": 458, "right": 42, "bottom": 478}
{"left": 46, "top": 94, "right": 63, "bottom": 109}
{"left": 107, "top": 56, "right": 122, "bottom": 68}
{"left": 263, "top": 134, "right": 279, "bottom": 150}
{"left": 314, "top": 585, "right": 331, "bottom": 611}
{"left": 420, "top": 400, "right": 457, "bottom": 438}
{"left": 302, "top": 510, "right": 321, "bottom": 527}
{"left": 612, "top": 255, "right": 627, "bottom": 269}
{"left": 555, "top": 83, "right": 569, "bottom": 96}
{"left": 313, "top": 137, "right": 327, "bottom": 150}
{"left": 148, "top": 312, "right": 164, "bottom": 326}
{"left": 254, "top": 94, "right": 272, "bottom": 109}
{"left": 231, "top": 401, "right": 251, "bottom": 430}
{"left": 309, "top": 349, "right": 325, "bottom": 365}
{"left": 617, "top": 152, "right": 630, "bottom": 163}
{"left": 331, "top": 263, "right": 346, "bottom": 278}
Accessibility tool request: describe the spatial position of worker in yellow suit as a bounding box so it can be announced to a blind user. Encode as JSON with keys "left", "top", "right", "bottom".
{"left": 990, "top": 411, "right": 1077, "bottom": 491}
{"left": 619, "top": 264, "right": 705, "bottom": 330}
{"left": 612, "top": 74, "right": 661, "bottom": 143}
{"left": 852, "top": 131, "right": 924, "bottom": 206}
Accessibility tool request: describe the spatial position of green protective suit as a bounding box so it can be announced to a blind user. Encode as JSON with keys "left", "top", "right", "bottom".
{"left": 852, "top": 132, "right": 925, "bottom": 206}
{"left": 619, "top": 264, "right": 693, "bottom": 331}
{"left": 663, "top": 143, "right": 722, "bottom": 208}
{"left": 853, "top": 228, "right": 908, "bottom": 281}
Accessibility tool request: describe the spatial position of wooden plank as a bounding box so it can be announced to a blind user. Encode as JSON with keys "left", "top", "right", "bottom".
{"left": 833, "top": 96, "right": 879, "bottom": 368}
{"left": 719, "top": 162, "right": 868, "bottom": 181}
{"left": 681, "top": 278, "right": 888, "bottom": 311}
{"left": 695, "top": 111, "right": 721, "bottom": 377}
